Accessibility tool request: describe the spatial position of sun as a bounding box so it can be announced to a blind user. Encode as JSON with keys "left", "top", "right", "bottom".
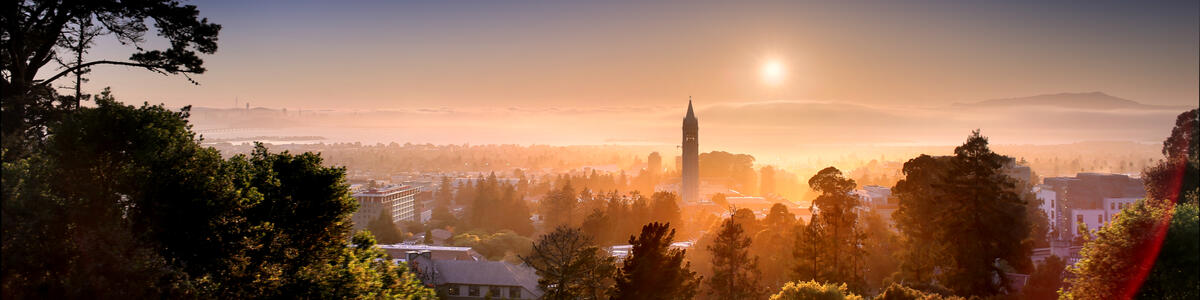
{"left": 761, "top": 59, "right": 785, "bottom": 86}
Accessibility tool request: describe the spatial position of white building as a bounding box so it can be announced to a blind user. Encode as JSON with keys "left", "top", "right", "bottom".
{"left": 1071, "top": 197, "right": 1139, "bottom": 237}
{"left": 352, "top": 185, "right": 420, "bottom": 230}
{"left": 1034, "top": 185, "right": 1057, "bottom": 230}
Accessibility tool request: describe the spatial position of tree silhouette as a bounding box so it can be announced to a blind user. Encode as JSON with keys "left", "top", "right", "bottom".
{"left": 521, "top": 226, "right": 616, "bottom": 300}
{"left": 707, "top": 217, "right": 764, "bottom": 300}
{"left": 2, "top": 0, "right": 221, "bottom": 158}
{"left": 612, "top": 222, "right": 700, "bottom": 300}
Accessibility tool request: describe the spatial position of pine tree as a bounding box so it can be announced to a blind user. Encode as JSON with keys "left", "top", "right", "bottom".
{"left": 611, "top": 222, "right": 701, "bottom": 300}
{"left": 707, "top": 218, "right": 764, "bottom": 300}
{"left": 522, "top": 226, "right": 617, "bottom": 300}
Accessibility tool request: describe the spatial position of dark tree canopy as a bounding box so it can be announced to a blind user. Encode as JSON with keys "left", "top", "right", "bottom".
{"left": 612, "top": 222, "right": 701, "bottom": 300}
{"left": 2, "top": 0, "right": 221, "bottom": 159}
{"left": 891, "top": 131, "right": 1032, "bottom": 297}
{"left": 0, "top": 93, "right": 431, "bottom": 298}
{"left": 706, "top": 217, "right": 764, "bottom": 300}
{"left": 1144, "top": 109, "right": 1199, "bottom": 204}
{"left": 522, "top": 226, "right": 616, "bottom": 300}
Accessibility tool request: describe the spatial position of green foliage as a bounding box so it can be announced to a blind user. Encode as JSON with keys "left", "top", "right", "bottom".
{"left": 1144, "top": 109, "right": 1199, "bottom": 205}
{"left": 875, "top": 283, "right": 960, "bottom": 300}
{"left": 465, "top": 173, "right": 535, "bottom": 235}
{"left": 891, "top": 131, "right": 1031, "bottom": 297}
{"left": 707, "top": 217, "right": 765, "bottom": 300}
{"left": 0, "top": 95, "right": 432, "bottom": 298}
{"left": 768, "top": 281, "right": 863, "bottom": 300}
{"left": 367, "top": 210, "right": 405, "bottom": 244}
{"left": 522, "top": 226, "right": 617, "bottom": 300}
{"left": 291, "top": 231, "right": 437, "bottom": 299}
{"left": 1062, "top": 200, "right": 1199, "bottom": 300}
{"left": 612, "top": 222, "right": 701, "bottom": 300}
{"left": 450, "top": 230, "right": 533, "bottom": 262}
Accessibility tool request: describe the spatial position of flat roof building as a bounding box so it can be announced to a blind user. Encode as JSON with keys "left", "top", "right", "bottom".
{"left": 351, "top": 185, "right": 420, "bottom": 231}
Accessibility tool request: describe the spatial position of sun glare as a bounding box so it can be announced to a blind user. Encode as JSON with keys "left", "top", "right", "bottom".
{"left": 761, "top": 59, "right": 785, "bottom": 86}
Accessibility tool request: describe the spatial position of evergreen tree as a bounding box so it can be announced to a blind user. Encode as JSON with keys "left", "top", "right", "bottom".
{"left": 793, "top": 214, "right": 825, "bottom": 282}
{"left": 436, "top": 176, "right": 454, "bottom": 206}
{"left": 366, "top": 210, "right": 404, "bottom": 244}
{"left": 807, "top": 167, "right": 864, "bottom": 288}
{"left": 542, "top": 181, "right": 578, "bottom": 228}
{"left": 650, "top": 191, "right": 683, "bottom": 227}
{"left": 611, "top": 222, "right": 701, "bottom": 300}
{"left": 891, "top": 131, "right": 1031, "bottom": 297}
{"left": 707, "top": 218, "right": 765, "bottom": 300}
{"left": 521, "top": 226, "right": 617, "bottom": 300}
{"left": 0, "top": 96, "right": 434, "bottom": 298}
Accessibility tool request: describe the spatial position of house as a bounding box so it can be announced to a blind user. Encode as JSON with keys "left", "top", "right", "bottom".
{"left": 407, "top": 252, "right": 542, "bottom": 299}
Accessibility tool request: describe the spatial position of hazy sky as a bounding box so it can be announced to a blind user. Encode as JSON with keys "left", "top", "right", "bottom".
{"left": 67, "top": 1, "right": 1199, "bottom": 150}
{"left": 78, "top": 0, "right": 1198, "bottom": 110}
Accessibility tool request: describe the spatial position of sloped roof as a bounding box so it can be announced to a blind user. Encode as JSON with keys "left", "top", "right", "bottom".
{"left": 434, "top": 260, "right": 543, "bottom": 298}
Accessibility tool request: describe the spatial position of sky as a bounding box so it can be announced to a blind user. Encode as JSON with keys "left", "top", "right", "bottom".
{"left": 67, "top": 0, "right": 1199, "bottom": 150}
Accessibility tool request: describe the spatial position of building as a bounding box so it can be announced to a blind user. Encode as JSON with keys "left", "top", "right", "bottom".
{"left": 681, "top": 99, "right": 700, "bottom": 204}
{"left": 351, "top": 185, "right": 420, "bottom": 231}
{"left": 1043, "top": 173, "right": 1145, "bottom": 240}
{"left": 609, "top": 241, "right": 694, "bottom": 262}
{"left": 408, "top": 252, "right": 543, "bottom": 299}
{"left": 1071, "top": 197, "right": 1139, "bottom": 237}
{"left": 378, "top": 244, "right": 484, "bottom": 261}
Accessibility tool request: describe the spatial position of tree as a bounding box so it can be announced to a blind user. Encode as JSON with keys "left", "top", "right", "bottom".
{"left": 2, "top": 0, "right": 221, "bottom": 158}
{"left": 450, "top": 230, "right": 533, "bottom": 262}
{"left": 293, "top": 231, "right": 437, "bottom": 299}
{"left": 521, "top": 226, "right": 617, "bottom": 300}
{"left": 53, "top": 15, "right": 105, "bottom": 109}
{"left": 753, "top": 203, "right": 798, "bottom": 290}
{"left": 807, "top": 167, "right": 864, "bottom": 287}
{"left": 875, "top": 283, "right": 959, "bottom": 300}
{"left": 769, "top": 281, "right": 863, "bottom": 300}
{"left": 366, "top": 210, "right": 404, "bottom": 244}
{"left": 1062, "top": 200, "right": 1198, "bottom": 300}
{"left": 650, "top": 191, "right": 682, "bottom": 227}
{"left": 793, "top": 214, "right": 826, "bottom": 282}
{"left": 891, "top": 155, "right": 950, "bottom": 285}
{"left": 1144, "top": 109, "right": 1199, "bottom": 205}
{"left": 611, "top": 222, "right": 701, "bottom": 300}
{"left": 436, "top": 176, "right": 454, "bottom": 206}
{"left": 1, "top": 94, "right": 433, "bottom": 298}
{"left": 712, "top": 193, "right": 729, "bottom": 207}
{"left": 891, "top": 131, "right": 1031, "bottom": 297}
{"left": 542, "top": 182, "right": 578, "bottom": 228}
{"left": 861, "top": 210, "right": 900, "bottom": 293}
{"left": 1021, "top": 255, "right": 1065, "bottom": 300}
{"left": 707, "top": 218, "right": 765, "bottom": 300}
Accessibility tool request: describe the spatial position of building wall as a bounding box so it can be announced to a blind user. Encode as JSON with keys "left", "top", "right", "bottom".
{"left": 351, "top": 185, "right": 420, "bottom": 230}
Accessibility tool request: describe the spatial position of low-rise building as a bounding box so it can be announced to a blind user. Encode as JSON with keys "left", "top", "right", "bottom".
{"left": 408, "top": 252, "right": 542, "bottom": 299}
{"left": 379, "top": 244, "right": 483, "bottom": 261}
{"left": 351, "top": 185, "right": 420, "bottom": 231}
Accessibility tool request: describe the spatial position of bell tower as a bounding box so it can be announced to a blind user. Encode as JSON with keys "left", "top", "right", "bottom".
{"left": 682, "top": 98, "right": 699, "bottom": 203}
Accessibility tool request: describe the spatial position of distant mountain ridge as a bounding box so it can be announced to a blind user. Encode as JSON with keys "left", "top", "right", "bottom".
{"left": 953, "top": 92, "right": 1190, "bottom": 110}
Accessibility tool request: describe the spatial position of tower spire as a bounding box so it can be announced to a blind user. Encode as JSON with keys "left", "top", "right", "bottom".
{"left": 686, "top": 97, "right": 695, "bottom": 119}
